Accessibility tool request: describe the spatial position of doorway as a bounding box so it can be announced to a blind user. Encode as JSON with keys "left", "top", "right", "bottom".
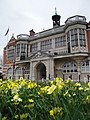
{"left": 36, "top": 63, "right": 46, "bottom": 80}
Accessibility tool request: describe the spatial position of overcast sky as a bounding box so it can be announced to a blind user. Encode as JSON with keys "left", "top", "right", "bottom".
{"left": 0, "top": 0, "right": 90, "bottom": 58}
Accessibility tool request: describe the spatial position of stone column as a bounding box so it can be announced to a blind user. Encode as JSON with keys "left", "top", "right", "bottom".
{"left": 38, "top": 42, "right": 41, "bottom": 50}
{"left": 77, "top": 61, "right": 81, "bottom": 82}
{"left": 50, "top": 58, "right": 54, "bottom": 79}
{"left": 46, "top": 60, "right": 49, "bottom": 80}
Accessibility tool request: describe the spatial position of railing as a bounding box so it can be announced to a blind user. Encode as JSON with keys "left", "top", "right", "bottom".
{"left": 65, "top": 15, "right": 86, "bottom": 24}
{"left": 17, "top": 34, "right": 29, "bottom": 40}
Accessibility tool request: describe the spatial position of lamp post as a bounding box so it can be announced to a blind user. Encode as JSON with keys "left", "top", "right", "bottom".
{"left": 87, "top": 75, "right": 90, "bottom": 82}
{"left": 22, "top": 67, "right": 25, "bottom": 79}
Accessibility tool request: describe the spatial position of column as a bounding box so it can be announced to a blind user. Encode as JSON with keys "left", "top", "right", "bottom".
{"left": 52, "top": 38, "right": 55, "bottom": 54}
{"left": 50, "top": 58, "right": 54, "bottom": 79}
{"left": 38, "top": 42, "right": 41, "bottom": 50}
{"left": 77, "top": 61, "right": 81, "bottom": 82}
{"left": 46, "top": 60, "right": 49, "bottom": 80}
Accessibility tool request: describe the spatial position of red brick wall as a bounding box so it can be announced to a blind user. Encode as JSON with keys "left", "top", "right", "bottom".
{"left": 3, "top": 37, "right": 16, "bottom": 77}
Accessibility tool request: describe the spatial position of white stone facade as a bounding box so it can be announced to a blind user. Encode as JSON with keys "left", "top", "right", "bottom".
{"left": 6, "top": 15, "right": 90, "bottom": 82}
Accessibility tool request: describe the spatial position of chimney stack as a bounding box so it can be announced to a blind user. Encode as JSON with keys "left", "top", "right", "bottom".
{"left": 29, "top": 29, "right": 35, "bottom": 36}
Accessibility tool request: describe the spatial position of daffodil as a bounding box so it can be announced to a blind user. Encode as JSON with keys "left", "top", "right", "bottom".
{"left": 28, "top": 99, "right": 34, "bottom": 103}
{"left": 87, "top": 82, "right": 90, "bottom": 87}
{"left": 47, "top": 84, "right": 56, "bottom": 94}
{"left": 78, "top": 87, "right": 84, "bottom": 91}
{"left": 74, "top": 82, "right": 81, "bottom": 87}
{"left": 50, "top": 109, "right": 54, "bottom": 116}
{"left": 86, "top": 95, "right": 90, "bottom": 103}
{"left": 27, "top": 82, "right": 37, "bottom": 89}
{"left": 66, "top": 79, "right": 73, "bottom": 83}
{"left": 40, "top": 86, "right": 49, "bottom": 93}
{"left": 50, "top": 107, "right": 63, "bottom": 117}
{"left": 13, "top": 94, "right": 22, "bottom": 102}
{"left": 64, "top": 90, "right": 71, "bottom": 97}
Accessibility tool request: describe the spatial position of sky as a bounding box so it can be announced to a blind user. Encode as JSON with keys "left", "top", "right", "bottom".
{"left": 0, "top": 0, "right": 90, "bottom": 58}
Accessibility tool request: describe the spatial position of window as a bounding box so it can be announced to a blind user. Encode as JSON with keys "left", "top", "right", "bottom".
{"left": 15, "top": 67, "right": 21, "bottom": 74}
{"left": 55, "top": 36, "right": 66, "bottom": 48}
{"left": 15, "top": 67, "right": 22, "bottom": 79}
{"left": 63, "top": 62, "right": 77, "bottom": 73}
{"left": 30, "top": 43, "right": 38, "bottom": 52}
{"left": 79, "top": 29, "right": 86, "bottom": 46}
{"left": 41, "top": 39, "right": 52, "bottom": 50}
{"left": 8, "top": 49, "right": 14, "bottom": 61}
{"left": 67, "top": 32, "right": 70, "bottom": 42}
{"left": 16, "top": 44, "right": 20, "bottom": 57}
{"left": 81, "top": 60, "right": 90, "bottom": 72}
{"left": 71, "top": 29, "right": 78, "bottom": 47}
{"left": 21, "top": 43, "right": 26, "bottom": 53}
{"left": 7, "top": 68, "right": 13, "bottom": 78}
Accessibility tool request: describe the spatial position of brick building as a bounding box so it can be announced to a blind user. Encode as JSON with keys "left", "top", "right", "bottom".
{"left": 3, "top": 13, "right": 90, "bottom": 82}
{"left": 3, "top": 34, "right": 16, "bottom": 79}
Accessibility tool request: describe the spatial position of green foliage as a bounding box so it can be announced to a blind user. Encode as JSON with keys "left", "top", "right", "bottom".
{"left": 0, "top": 78, "right": 90, "bottom": 120}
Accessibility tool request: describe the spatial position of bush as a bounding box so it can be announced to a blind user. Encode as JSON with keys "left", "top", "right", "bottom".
{"left": 0, "top": 78, "right": 90, "bottom": 120}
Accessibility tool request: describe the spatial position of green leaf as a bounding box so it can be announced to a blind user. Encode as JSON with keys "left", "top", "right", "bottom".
{"left": 0, "top": 113, "right": 2, "bottom": 120}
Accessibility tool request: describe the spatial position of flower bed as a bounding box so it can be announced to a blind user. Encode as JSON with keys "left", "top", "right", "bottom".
{"left": 0, "top": 78, "right": 90, "bottom": 120}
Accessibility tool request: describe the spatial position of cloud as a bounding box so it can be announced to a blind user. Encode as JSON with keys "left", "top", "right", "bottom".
{"left": 0, "top": 0, "right": 90, "bottom": 56}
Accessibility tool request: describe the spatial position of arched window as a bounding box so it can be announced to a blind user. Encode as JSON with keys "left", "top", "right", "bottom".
{"left": 15, "top": 67, "right": 21, "bottom": 75}
{"left": 15, "top": 67, "right": 22, "bottom": 79}
{"left": 81, "top": 60, "right": 90, "bottom": 72}
{"left": 7, "top": 68, "right": 13, "bottom": 78}
{"left": 63, "top": 62, "right": 77, "bottom": 73}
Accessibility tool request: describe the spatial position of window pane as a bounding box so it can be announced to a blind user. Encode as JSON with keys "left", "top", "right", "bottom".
{"left": 63, "top": 62, "right": 77, "bottom": 73}
{"left": 55, "top": 36, "right": 66, "bottom": 48}
{"left": 81, "top": 60, "right": 90, "bottom": 72}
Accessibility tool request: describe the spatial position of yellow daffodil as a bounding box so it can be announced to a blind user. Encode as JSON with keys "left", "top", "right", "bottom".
{"left": 87, "top": 82, "right": 90, "bottom": 87}
{"left": 78, "top": 87, "right": 84, "bottom": 91}
{"left": 50, "top": 107, "right": 63, "bottom": 117}
{"left": 86, "top": 95, "right": 90, "bottom": 103}
{"left": 74, "top": 82, "right": 81, "bottom": 87}
{"left": 13, "top": 94, "right": 22, "bottom": 102}
{"left": 27, "top": 82, "right": 37, "bottom": 89}
{"left": 28, "top": 99, "right": 34, "bottom": 103}
{"left": 66, "top": 79, "right": 73, "bottom": 83}
{"left": 64, "top": 90, "right": 71, "bottom": 97}
{"left": 47, "top": 84, "right": 56, "bottom": 94}
{"left": 50, "top": 109, "right": 54, "bottom": 116}
{"left": 40, "top": 86, "right": 49, "bottom": 93}
{"left": 84, "top": 87, "right": 90, "bottom": 91}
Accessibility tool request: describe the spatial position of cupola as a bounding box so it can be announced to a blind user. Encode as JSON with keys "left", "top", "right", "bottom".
{"left": 52, "top": 8, "right": 61, "bottom": 28}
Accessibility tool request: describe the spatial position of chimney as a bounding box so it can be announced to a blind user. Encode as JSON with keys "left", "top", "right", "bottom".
{"left": 29, "top": 29, "right": 35, "bottom": 36}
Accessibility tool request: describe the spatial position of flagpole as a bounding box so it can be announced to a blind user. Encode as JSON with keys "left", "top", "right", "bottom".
{"left": 4, "top": 27, "right": 9, "bottom": 43}
{"left": 7, "top": 31, "right": 9, "bottom": 43}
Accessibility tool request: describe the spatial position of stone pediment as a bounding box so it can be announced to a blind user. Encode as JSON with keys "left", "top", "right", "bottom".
{"left": 29, "top": 50, "right": 53, "bottom": 59}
